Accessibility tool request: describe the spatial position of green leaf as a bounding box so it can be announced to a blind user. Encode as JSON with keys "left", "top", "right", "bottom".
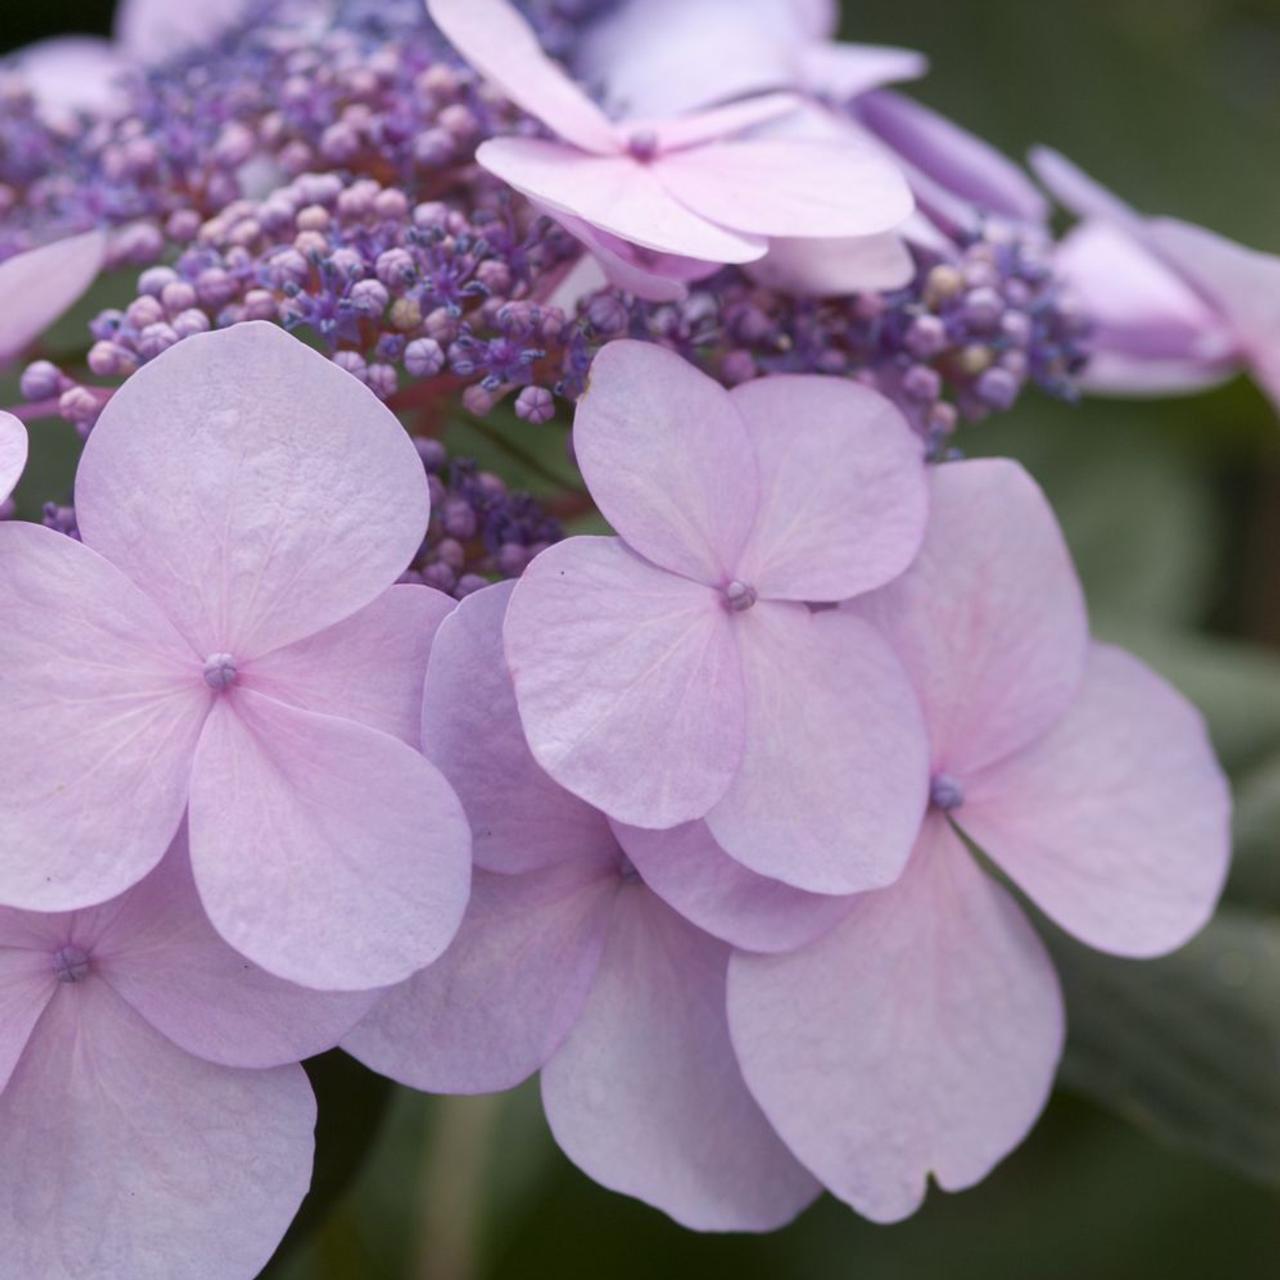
{"left": 1048, "top": 908, "right": 1280, "bottom": 1189}
{"left": 1228, "top": 754, "right": 1280, "bottom": 913}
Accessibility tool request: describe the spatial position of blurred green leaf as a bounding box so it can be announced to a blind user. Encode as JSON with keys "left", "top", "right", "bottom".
{"left": 1049, "top": 908, "right": 1280, "bottom": 1190}
{"left": 1229, "top": 754, "right": 1280, "bottom": 913}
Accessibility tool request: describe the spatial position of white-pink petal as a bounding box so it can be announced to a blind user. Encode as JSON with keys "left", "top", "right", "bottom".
{"left": 0, "top": 522, "right": 207, "bottom": 911}
{"left": 423, "top": 582, "right": 617, "bottom": 875}
{"left": 12, "top": 36, "right": 127, "bottom": 119}
{"left": 188, "top": 690, "right": 470, "bottom": 991}
{"left": 746, "top": 231, "right": 915, "bottom": 296}
{"left": 0, "top": 230, "right": 108, "bottom": 367}
{"left": 0, "top": 983, "right": 315, "bottom": 1280}
{"left": 76, "top": 323, "right": 430, "bottom": 660}
{"left": 853, "top": 458, "right": 1089, "bottom": 778}
{"left": 543, "top": 884, "right": 820, "bottom": 1231}
{"left": 427, "top": 0, "right": 618, "bottom": 154}
{"left": 505, "top": 537, "right": 745, "bottom": 828}
{"left": 798, "top": 42, "right": 928, "bottom": 100}
{"left": 574, "top": 341, "right": 759, "bottom": 584}
{"left": 0, "top": 411, "right": 28, "bottom": 504}
{"left": 728, "top": 816, "right": 1064, "bottom": 1223}
{"left": 730, "top": 374, "right": 927, "bottom": 601}
{"left": 115, "top": 0, "right": 257, "bottom": 66}
{"left": 612, "top": 819, "right": 853, "bottom": 954}
{"left": 707, "top": 604, "right": 929, "bottom": 895}
{"left": 961, "top": 645, "right": 1231, "bottom": 959}
{"left": 246, "top": 584, "right": 454, "bottom": 750}
{"left": 345, "top": 862, "right": 617, "bottom": 1094}
{"left": 0, "top": 944, "right": 52, "bottom": 1092}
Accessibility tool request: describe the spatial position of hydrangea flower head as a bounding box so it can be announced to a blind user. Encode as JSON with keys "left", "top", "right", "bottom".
{"left": 427, "top": 0, "right": 914, "bottom": 277}
{"left": 721, "top": 458, "right": 1231, "bottom": 1222}
{"left": 0, "top": 322, "right": 471, "bottom": 991}
{"left": 1034, "top": 147, "right": 1280, "bottom": 409}
{"left": 0, "top": 831, "right": 373, "bottom": 1279}
{"left": 347, "top": 582, "right": 821, "bottom": 1232}
{"left": 503, "top": 339, "right": 931, "bottom": 894}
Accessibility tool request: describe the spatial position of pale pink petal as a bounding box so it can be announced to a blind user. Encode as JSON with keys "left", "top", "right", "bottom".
{"left": 344, "top": 862, "right": 618, "bottom": 1093}
{"left": 76, "top": 323, "right": 429, "bottom": 659}
{"left": 477, "top": 138, "right": 767, "bottom": 262}
{"left": 1143, "top": 217, "right": 1280, "bottom": 408}
{"left": 94, "top": 833, "right": 377, "bottom": 1068}
{"left": 115, "top": 0, "right": 256, "bottom": 65}
{"left": 13, "top": 36, "right": 127, "bottom": 118}
{"left": 0, "top": 411, "right": 27, "bottom": 503}
{"left": 612, "top": 819, "right": 853, "bottom": 954}
{"left": 246, "top": 584, "right": 453, "bottom": 749}
{"left": 853, "top": 458, "right": 1088, "bottom": 777}
{"left": 574, "top": 0, "right": 798, "bottom": 118}
{"left": 857, "top": 91, "right": 1047, "bottom": 223}
{"left": 656, "top": 137, "right": 914, "bottom": 239}
{"left": 1080, "top": 350, "right": 1237, "bottom": 398}
{"left": 427, "top": 0, "right": 617, "bottom": 153}
{"left": 961, "top": 645, "right": 1230, "bottom": 959}
{"left": 1054, "top": 221, "right": 1236, "bottom": 367}
{"left": 707, "top": 604, "right": 929, "bottom": 895}
{"left": 0, "top": 230, "right": 108, "bottom": 366}
{"left": 1029, "top": 146, "right": 1146, "bottom": 235}
{"left": 574, "top": 341, "right": 759, "bottom": 583}
{"left": 728, "top": 816, "right": 1064, "bottom": 1223}
{"left": 543, "top": 884, "right": 820, "bottom": 1231}
{"left": 798, "top": 42, "right": 928, "bottom": 100}
{"left": 0, "top": 523, "right": 206, "bottom": 911}
{"left": 730, "top": 374, "right": 926, "bottom": 601}
{"left": 0, "top": 942, "right": 51, "bottom": 1092}
{"left": 188, "top": 689, "right": 471, "bottom": 991}
{"left": 646, "top": 93, "right": 801, "bottom": 153}
{"left": 505, "top": 538, "right": 744, "bottom": 828}
{"left": 790, "top": 0, "right": 839, "bottom": 37}
{"left": 746, "top": 231, "right": 915, "bottom": 296}
{"left": 0, "top": 983, "right": 315, "bottom": 1280}
{"left": 423, "top": 582, "right": 618, "bottom": 874}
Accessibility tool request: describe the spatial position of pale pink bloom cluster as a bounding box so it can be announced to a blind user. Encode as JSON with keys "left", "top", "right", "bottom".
{"left": 350, "top": 341, "right": 1229, "bottom": 1229}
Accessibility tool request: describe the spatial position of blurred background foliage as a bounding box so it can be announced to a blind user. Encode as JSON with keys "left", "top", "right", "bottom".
{"left": 4, "top": 1, "right": 1280, "bottom": 1276}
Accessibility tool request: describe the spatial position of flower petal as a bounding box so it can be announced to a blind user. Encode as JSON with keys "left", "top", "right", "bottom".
{"left": 798, "top": 42, "right": 928, "bottom": 100}
{"left": 477, "top": 138, "right": 767, "bottom": 262}
{"left": 12, "top": 36, "right": 128, "bottom": 119}
{"left": 645, "top": 93, "right": 801, "bottom": 153}
{"left": 95, "top": 833, "right": 378, "bottom": 1068}
{"left": 730, "top": 374, "right": 927, "bottom": 601}
{"left": 746, "top": 231, "right": 915, "bottom": 296}
{"left": 574, "top": 341, "right": 759, "bottom": 583}
{"left": 853, "top": 458, "right": 1089, "bottom": 777}
{"left": 728, "top": 816, "right": 1064, "bottom": 1223}
{"left": 612, "top": 819, "right": 853, "bottom": 954}
{"left": 0, "top": 411, "right": 28, "bottom": 504}
{"left": 115, "top": 0, "right": 256, "bottom": 65}
{"left": 506, "top": 537, "right": 745, "bottom": 828}
{"left": 0, "top": 522, "right": 206, "bottom": 911}
{"left": 0, "top": 982, "right": 315, "bottom": 1280}
{"left": 344, "top": 862, "right": 617, "bottom": 1093}
{"left": 1029, "top": 146, "right": 1146, "bottom": 234}
{"left": 543, "top": 884, "right": 820, "bottom": 1231}
{"left": 655, "top": 137, "right": 915, "bottom": 239}
{"left": 246, "top": 584, "right": 454, "bottom": 749}
{"left": 856, "top": 91, "right": 1047, "bottom": 223}
{"left": 75, "top": 323, "right": 430, "bottom": 659}
{"left": 707, "top": 603, "right": 929, "bottom": 895}
{"left": 961, "top": 645, "right": 1231, "bottom": 959}
{"left": 427, "top": 0, "right": 618, "bottom": 153}
{"left": 423, "top": 582, "right": 617, "bottom": 874}
{"left": 188, "top": 689, "right": 470, "bottom": 991}
{"left": 0, "top": 230, "right": 108, "bottom": 366}
{"left": 0, "top": 943, "right": 52, "bottom": 1092}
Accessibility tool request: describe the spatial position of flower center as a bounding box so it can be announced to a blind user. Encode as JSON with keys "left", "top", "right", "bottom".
{"left": 52, "top": 943, "right": 91, "bottom": 984}
{"left": 626, "top": 130, "right": 659, "bottom": 162}
{"left": 930, "top": 773, "right": 965, "bottom": 812}
{"left": 202, "top": 652, "right": 239, "bottom": 691}
{"left": 722, "top": 580, "right": 758, "bottom": 613}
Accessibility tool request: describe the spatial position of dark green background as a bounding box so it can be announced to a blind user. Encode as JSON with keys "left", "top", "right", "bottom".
{"left": 5, "top": 2, "right": 1280, "bottom": 1276}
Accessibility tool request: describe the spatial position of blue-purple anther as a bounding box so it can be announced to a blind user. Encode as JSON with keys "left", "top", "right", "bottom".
{"left": 723, "top": 580, "right": 759, "bottom": 612}
{"left": 52, "top": 943, "right": 91, "bottom": 984}
{"left": 203, "top": 653, "right": 239, "bottom": 691}
{"left": 930, "top": 774, "right": 965, "bottom": 812}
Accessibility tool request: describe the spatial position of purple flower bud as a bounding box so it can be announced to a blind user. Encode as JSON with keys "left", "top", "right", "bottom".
{"left": 136, "top": 323, "right": 180, "bottom": 361}
{"left": 905, "top": 314, "right": 948, "bottom": 360}
{"left": 138, "top": 266, "right": 179, "bottom": 298}
{"left": 975, "top": 366, "right": 1020, "bottom": 411}
{"left": 515, "top": 385, "right": 555, "bottom": 424}
{"left": 962, "top": 287, "right": 1004, "bottom": 331}
{"left": 405, "top": 337, "right": 446, "bottom": 378}
{"left": 348, "top": 278, "right": 389, "bottom": 317}
{"left": 88, "top": 341, "right": 137, "bottom": 377}
{"left": 366, "top": 363, "right": 398, "bottom": 400}
{"left": 376, "top": 248, "right": 416, "bottom": 290}
{"left": 20, "top": 360, "right": 63, "bottom": 402}
{"left": 456, "top": 573, "right": 489, "bottom": 598}
{"left": 60, "top": 385, "right": 102, "bottom": 428}
{"left": 902, "top": 364, "right": 942, "bottom": 402}
{"left": 161, "top": 280, "right": 198, "bottom": 314}
{"left": 422, "top": 561, "right": 457, "bottom": 593}
{"left": 374, "top": 188, "right": 409, "bottom": 221}
{"left": 462, "top": 383, "right": 498, "bottom": 416}
{"left": 126, "top": 295, "right": 165, "bottom": 330}
{"left": 196, "top": 268, "right": 238, "bottom": 309}
{"left": 416, "top": 438, "right": 447, "bottom": 472}
{"left": 442, "top": 496, "right": 478, "bottom": 540}
{"left": 435, "top": 538, "right": 466, "bottom": 572}
{"left": 586, "top": 292, "right": 628, "bottom": 337}
{"left": 172, "top": 308, "right": 212, "bottom": 338}
{"left": 332, "top": 350, "right": 368, "bottom": 382}
{"left": 722, "top": 350, "right": 757, "bottom": 385}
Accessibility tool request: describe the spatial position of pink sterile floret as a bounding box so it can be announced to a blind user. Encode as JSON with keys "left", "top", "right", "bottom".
{"left": 0, "top": 830, "right": 375, "bottom": 1280}
{"left": 0, "top": 411, "right": 27, "bottom": 503}
{"left": 0, "top": 322, "right": 471, "bottom": 992}
{"left": 502, "top": 338, "right": 933, "bottom": 896}
{"left": 0, "top": 230, "right": 108, "bottom": 369}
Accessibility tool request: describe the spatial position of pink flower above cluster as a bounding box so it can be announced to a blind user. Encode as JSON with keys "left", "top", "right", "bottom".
{"left": 504, "top": 339, "right": 932, "bottom": 894}
{"left": 0, "top": 323, "right": 471, "bottom": 991}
